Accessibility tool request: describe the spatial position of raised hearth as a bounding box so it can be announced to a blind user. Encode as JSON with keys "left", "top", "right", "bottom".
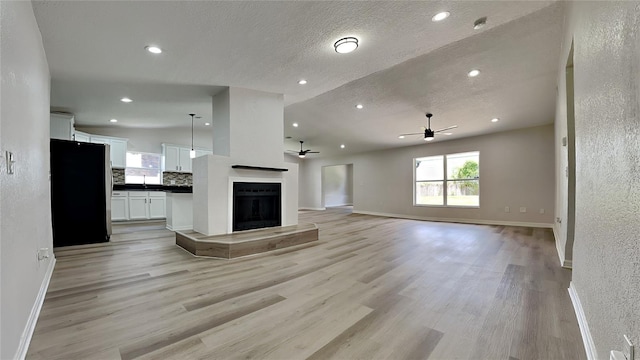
{"left": 176, "top": 223, "right": 318, "bottom": 259}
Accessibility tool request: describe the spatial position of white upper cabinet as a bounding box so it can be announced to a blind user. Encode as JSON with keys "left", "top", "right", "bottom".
{"left": 179, "top": 148, "right": 192, "bottom": 173}
{"left": 162, "top": 144, "right": 210, "bottom": 173}
{"left": 50, "top": 113, "right": 75, "bottom": 140}
{"left": 89, "top": 135, "right": 127, "bottom": 169}
{"left": 74, "top": 131, "right": 91, "bottom": 143}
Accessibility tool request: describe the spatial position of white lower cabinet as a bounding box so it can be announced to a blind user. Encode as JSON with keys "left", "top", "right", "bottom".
{"left": 128, "top": 192, "right": 149, "bottom": 220}
{"left": 149, "top": 192, "right": 166, "bottom": 219}
{"left": 112, "top": 191, "right": 166, "bottom": 221}
{"left": 111, "top": 192, "right": 129, "bottom": 221}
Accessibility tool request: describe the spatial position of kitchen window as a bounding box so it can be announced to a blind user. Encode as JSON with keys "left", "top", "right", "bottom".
{"left": 414, "top": 151, "right": 479, "bottom": 207}
{"left": 125, "top": 152, "right": 162, "bottom": 184}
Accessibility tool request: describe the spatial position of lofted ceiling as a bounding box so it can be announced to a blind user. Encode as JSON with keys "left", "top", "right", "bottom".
{"left": 33, "top": 1, "right": 562, "bottom": 157}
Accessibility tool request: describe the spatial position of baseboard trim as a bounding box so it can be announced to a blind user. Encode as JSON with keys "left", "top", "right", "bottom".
{"left": 352, "top": 210, "right": 553, "bottom": 229}
{"left": 166, "top": 224, "right": 193, "bottom": 231}
{"left": 568, "top": 282, "right": 597, "bottom": 360}
{"left": 15, "top": 257, "right": 56, "bottom": 360}
{"left": 553, "top": 225, "right": 573, "bottom": 269}
{"left": 298, "top": 207, "right": 326, "bottom": 211}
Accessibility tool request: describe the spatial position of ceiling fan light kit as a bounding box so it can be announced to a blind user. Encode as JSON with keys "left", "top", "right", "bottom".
{"left": 398, "top": 113, "right": 458, "bottom": 142}
{"left": 287, "top": 140, "right": 320, "bottom": 159}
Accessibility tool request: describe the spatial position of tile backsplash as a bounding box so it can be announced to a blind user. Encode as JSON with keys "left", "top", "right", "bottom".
{"left": 113, "top": 168, "right": 125, "bottom": 184}
{"left": 163, "top": 171, "right": 192, "bottom": 185}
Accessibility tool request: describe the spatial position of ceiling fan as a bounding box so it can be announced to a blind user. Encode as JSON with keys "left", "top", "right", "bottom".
{"left": 399, "top": 113, "right": 458, "bottom": 142}
{"left": 287, "top": 141, "right": 319, "bottom": 158}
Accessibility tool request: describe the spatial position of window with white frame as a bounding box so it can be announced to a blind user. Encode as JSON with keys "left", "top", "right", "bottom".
{"left": 125, "top": 152, "right": 162, "bottom": 184}
{"left": 414, "top": 151, "right": 479, "bottom": 207}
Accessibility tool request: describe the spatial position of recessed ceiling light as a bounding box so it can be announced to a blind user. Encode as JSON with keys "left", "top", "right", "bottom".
{"left": 444, "top": 132, "right": 453, "bottom": 136}
{"left": 293, "top": 123, "right": 299, "bottom": 127}
{"left": 432, "top": 11, "right": 450, "bottom": 22}
{"left": 298, "top": 79, "right": 307, "bottom": 85}
{"left": 110, "top": 119, "right": 118, "bottom": 123}
{"left": 491, "top": 118, "right": 499, "bottom": 123}
{"left": 340, "top": 144, "right": 345, "bottom": 149}
{"left": 468, "top": 69, "right": 480, "bottom": 77}
{"left": 120, "top": 97, "right": 132, "bottom": 103}
{"left": 334, "top": 37, "right": 359, "bottom": 54}
{"left": 205, "top": 122, "right": 210, "bottom": 126}
{"left": 145, "top": 46, "right": 162, "bottom": 54}
{"left": 398, "top": 135, "right": 405, "bottom": 139}
{"left": 355, "top": 104, "right": 364, "bottom": 110}
{"left": 474, "top": 17, "right": 487, "bottom": 30}
{"left": 425, "top": 137, "right": 434, "bottom": 141}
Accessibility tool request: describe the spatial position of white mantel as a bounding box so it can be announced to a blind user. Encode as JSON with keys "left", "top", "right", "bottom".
{"left": 192, "top": 87, "right": 298, "bottom": 236}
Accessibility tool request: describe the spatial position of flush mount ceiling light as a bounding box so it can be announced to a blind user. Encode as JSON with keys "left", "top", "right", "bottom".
{"left": 298, "top": 79, "right": 307, "bottom": 85}
{"left": 491, "top": 118, "right": 499, "bottom": 123}
{"left": 340, "top": 144, "right": 345, "bottom": 149}
{"left": 334, "top": 37, "right": 359, "bottom": 54}
{"left": 292, "top": 123, "right": 299, "bottom": 127}
{"left": 474, "top": 17, "right": 487, "bottom": 30}
{"left": 432, "top": 11, "right": 450, "bottom": 22}
{"left": 355, "top": 104, "right": 364, "bottom": 109}
{"left": 120, "top": 97, "right": 132, "bottom": 103}
{"left": 110, "top": 119, "right": 118, "bottom": 123}
{"left": 468, "top": 69, "right": 480, "bottom": 77}
{"left": 145, "top": 45, "right": 162, "bottom": 54}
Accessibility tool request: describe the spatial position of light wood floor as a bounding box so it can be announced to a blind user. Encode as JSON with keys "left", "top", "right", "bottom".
{"left": 27, "top": 208, "right": 586, "bottom": 360}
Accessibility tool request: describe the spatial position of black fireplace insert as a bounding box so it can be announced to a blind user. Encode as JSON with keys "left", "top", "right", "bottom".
{"left": 233, "top": 182, "right": 281, "bottom": 231}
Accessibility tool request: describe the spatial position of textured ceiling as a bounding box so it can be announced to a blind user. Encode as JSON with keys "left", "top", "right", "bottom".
{"left": 33, "top": 1, "right": 562, "bottom": 157}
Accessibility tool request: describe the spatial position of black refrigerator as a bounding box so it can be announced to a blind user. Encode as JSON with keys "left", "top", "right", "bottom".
{"left": 50, "top": 139, "right": 112, "bottom": 247}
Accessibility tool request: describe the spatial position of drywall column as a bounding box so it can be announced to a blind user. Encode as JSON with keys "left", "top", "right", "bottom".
{"left": 1, "top": 2, "right": 55, "bottom": 358}
{"left": 194, "top": 87, "right": 297, "bottom": 235}
{"left": 557, "top": 2, "right": 640, "bottom": 358}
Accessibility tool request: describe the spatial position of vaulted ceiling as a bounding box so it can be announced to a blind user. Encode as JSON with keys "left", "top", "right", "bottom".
{"left": 33, "top": 1, "right": 563, "bottom": 157}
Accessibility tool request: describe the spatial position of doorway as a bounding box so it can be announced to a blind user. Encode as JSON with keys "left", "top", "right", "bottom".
{"left": 562, "top": 42, "right": 576, "bottom": 268}
{"left": 321, "top": 164, "right": 353, "bottom": 208}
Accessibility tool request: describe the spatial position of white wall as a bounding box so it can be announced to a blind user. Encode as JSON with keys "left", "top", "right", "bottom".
{"left": 0, "top": 2, "right": 55, "bottom": 358}
{"left": 299, "top": 125, "right": 555, "bottom": 226}
{"left": 322, "top": 164, "right": 353, "bottom": 207}
{"left": 555, "top": 2, "right": 640, "bottom": 358}
{"left": 75, "top": 126, "right": 212, "bottom": 154}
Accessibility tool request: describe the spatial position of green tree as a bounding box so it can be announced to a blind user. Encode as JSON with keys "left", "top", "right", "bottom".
{"left": 451, "top": 160, "right": 479, "bottom": 195}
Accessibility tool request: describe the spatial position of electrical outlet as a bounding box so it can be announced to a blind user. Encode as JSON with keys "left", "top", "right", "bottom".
{"left": 37, "top": 248, "right": 50, "bottom": 261}
{"left": 539, "top": 208, "right": 545, "bottom": 214}
{"left": 519, "top": 207, "right": 526, "bottom": 213}
{"left": 624, "top": 334, "right": 634, "bottom": 360}
{"left": 504, "top": 206, "right": 510, "bottom": 213}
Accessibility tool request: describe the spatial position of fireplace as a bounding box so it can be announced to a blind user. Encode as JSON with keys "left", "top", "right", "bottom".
{"left": 233, "top": 182, "right": 281, "bottom": 232}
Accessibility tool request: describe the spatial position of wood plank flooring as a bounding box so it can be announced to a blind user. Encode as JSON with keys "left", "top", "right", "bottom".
{"left": 27, "top": 208, "right": 586, "bottom": 360}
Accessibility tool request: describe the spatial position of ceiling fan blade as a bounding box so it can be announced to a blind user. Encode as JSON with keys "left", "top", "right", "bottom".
{"left": 306, "top": 151, "right": 320, "bottom": 154}
{"left": 434, "top": 125, "right": 458, "bottom": 133}
{"left": 399, "top": 132, "right": 423, "bottom": 136}
{"left": 286, "top": 150, "right": 298, "bottom": 153}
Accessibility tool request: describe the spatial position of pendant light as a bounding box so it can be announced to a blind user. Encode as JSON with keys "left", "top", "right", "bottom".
{"left": 189, "top": 113, "right": 196, "bottom": 158}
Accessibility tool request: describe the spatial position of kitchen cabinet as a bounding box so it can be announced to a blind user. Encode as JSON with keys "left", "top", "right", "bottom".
{"left": 74, "top": 131, "right": 91, "bottom": 143}
{"left": 89, "top": 135, "right": 128, "bottom": 169}
{"left": 128, "top": 192, "right": 149, "bottom": 220}
{"left": 163, "top": 144, "right": 213, "bottom": 173}
{"left": 50, "top": 113, "right": 75, "bottom": 140}
{"left": 149, "top": 192, "right": 166, "bottom": 219}
{"left": 125, "top": 191, "right": 166, "bottom": 220}
{"left": 162, "top": 144, "right": 193, "bottom": 172}
{"left": 111, "top": 192, "right": 129, "bottom": 221}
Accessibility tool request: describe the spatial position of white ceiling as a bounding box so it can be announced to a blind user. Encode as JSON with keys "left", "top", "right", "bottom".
{"left": 33, "top": 1, "right": 562, "bottom": 157}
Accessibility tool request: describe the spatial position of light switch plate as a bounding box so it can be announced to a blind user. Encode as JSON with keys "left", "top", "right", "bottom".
{"left": 519, "top": 207, "right": 526, "bottom": 213}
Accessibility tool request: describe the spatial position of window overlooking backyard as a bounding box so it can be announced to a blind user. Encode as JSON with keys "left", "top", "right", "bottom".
{"left": 125, "top": 152, "right": 162, "bottom": 184}
{"left": 415, "top": 151, "right": 479, "bottom": 207}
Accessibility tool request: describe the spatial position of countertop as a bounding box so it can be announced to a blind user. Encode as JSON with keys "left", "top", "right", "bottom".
{"left": 113, "top": 184, "right": 193, "bottom": 193}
